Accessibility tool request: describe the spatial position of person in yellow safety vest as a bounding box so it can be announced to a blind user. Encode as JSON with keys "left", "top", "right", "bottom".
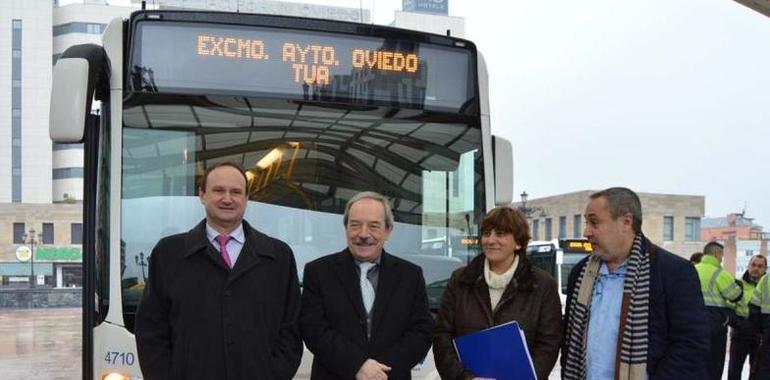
{"left": 695, "top": 241, "right": 743, "bottom": 380}
{"left": 750, "top": 272, "right": 770, "bottom": 380}
{"left": 728, "top": 255, "right": 767, "bottom": 380}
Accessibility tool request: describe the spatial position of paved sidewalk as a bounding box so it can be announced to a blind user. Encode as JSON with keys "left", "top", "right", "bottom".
{"left": 0, "top": 308, "right": 81, "bottom": 380}
{"left": 0, "top": 307, "right": 752, "bottom": 380}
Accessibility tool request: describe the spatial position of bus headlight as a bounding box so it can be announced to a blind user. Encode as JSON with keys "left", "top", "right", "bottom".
{"left": 101, "top": 373, "right": 130, "bottom": 380}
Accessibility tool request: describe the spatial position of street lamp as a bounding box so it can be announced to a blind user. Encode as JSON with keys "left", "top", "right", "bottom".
{"left": 22, "top": 229, "right": 42, "bottom": 288}
{"left": 135, "top": 252, "right": 148, "bottom": 282}
{"left": 518, "top": 191, "right": 547, "bottom": 219}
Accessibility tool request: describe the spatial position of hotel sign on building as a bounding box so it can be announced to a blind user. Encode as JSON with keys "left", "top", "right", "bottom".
{"left": 403, "top": 0, "right": 448, "bottom": 15}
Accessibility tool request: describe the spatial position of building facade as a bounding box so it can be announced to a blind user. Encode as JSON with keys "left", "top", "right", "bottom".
{"left": 0, "top": 203, "right": 83, "bottom": 287}
{"left": 0, "top": 0, "right": 53, "bottom": 204}
{"left": 514, "top": 190, "right": 706, "bottom": 259}
{"left": 0, "top": 1, "right": 137, "bottom": 288}
{"left": 735, "top": 239, "right": 766, "bottom": 277}
{"left": 701, "top": 213, "right": 765, "bottom": 241}
{"left": 130, "top": 0, "right": 371, "bottom": 23}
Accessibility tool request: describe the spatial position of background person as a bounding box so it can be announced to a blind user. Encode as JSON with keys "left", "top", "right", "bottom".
{"left": 690, "top": 252, "right": 704, "bottom": 264}
{"left": 750, "top": 272, "right": 770, "bottom": 380}
{"left": 433, "top": 206, "right": 562, "bottom": 380}
{"left": 695, "top": 241, "right": 744, "bottom": 380}
{"left": 728, "top": 255, "right": 767, "bottom": 380}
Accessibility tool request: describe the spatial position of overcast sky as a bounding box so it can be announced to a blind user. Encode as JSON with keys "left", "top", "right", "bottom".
{"left": 299, "top": 0, "right": 770, "bottom": 228}
{"left": 100, "top": 0, "right": 770, "bottom": 228}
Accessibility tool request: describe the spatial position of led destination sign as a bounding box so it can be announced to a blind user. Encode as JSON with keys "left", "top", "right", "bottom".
{"left": 196, "top": 35, "right": 421, "bottom": 84}
{"left": 131, "top": 22, "right": 473, "bottom": 111}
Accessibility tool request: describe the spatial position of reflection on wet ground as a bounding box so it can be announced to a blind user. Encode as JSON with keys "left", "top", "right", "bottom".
{"left": 0, "top": 307, "right": 750, "bottom": 380}
{"left": 0, "top": 308, "right": 81, "bottom": 380}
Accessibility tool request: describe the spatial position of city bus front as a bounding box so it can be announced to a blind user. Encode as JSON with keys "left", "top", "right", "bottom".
{"left": 50, "top": 10, "right": 511, "bottom": 380}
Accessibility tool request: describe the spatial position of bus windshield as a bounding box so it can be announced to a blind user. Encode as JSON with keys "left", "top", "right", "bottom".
{"left": 115, "top": 14, "right": 484, "bottom": 331}
{"left": 118, "top": 95, "right": 484, "bottom": 326}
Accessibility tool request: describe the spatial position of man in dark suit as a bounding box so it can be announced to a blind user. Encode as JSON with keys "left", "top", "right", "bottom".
{"left": 135, "top": 162, "right": 302, "bottom": 380}
{"left": 300, "top": 191, "right": 432, "bottom": 380}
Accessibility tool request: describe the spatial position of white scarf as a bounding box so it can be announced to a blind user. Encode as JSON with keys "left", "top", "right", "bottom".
{"left": 484, "top": 255, "right": 519, "bottom": 310}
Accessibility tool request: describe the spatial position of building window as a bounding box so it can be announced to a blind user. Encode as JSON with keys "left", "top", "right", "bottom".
{"left": 532, "top": 220, "right": 540, "bottom": 241}
{"left": 43, "top": 223, "right": 54, "bottom": 244}
{"left": 663, "top": 216, "right": 674, "bottom": 241}
{"left": 558, "top": 216, "right": 567, "bottom": 239}
{"left": 53, "top": 22, "right": 106, "bottom": 36}
{"left": 12, "top": 19, "right": 22, "bottom": 203}
{"left": 573, "top": 214, "right": 582, "bottom": 238}
{"left": 544, "top": 218, "right": 552, "bottom": 241}
{"left": 14, "top": 223, "right": 25, "bottom": 244}
{"left": 746, "top": 250, "right": 754, "bottom": 257}
{"left": 53, "top": 142, "right": 85, "bottom": 151}
{"left": 71, "top": 223, "right": 83, "bottom": 244}
{"left": 53, "top": 167, "right": 85, "bottom": 180}
{"left": 684, "top": 217, "right": 701, "bottom": 242}
{"left": 452, "top": 170, "right": 459, "bottom": 197}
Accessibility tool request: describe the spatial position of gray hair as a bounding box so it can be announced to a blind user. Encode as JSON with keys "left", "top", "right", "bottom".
{"left": 589, "top": 187, "right": 643, "bottom": 233}
{"left": 343, "top": 191, "right": 394, "bottom": 229}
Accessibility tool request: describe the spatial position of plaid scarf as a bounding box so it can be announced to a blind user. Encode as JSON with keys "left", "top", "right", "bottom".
{"left": 562, "top": 233, "right": 650, "bottom": 380}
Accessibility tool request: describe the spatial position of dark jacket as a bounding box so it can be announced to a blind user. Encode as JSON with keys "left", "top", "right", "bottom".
{"left": 299, "top": 249, "right": 433, "bottom": 380}
{"left": 135, "top": 220, "right": 303, "bottom": 380}
{"left": 733, "top": 271, "right": 761, "bottom": 339}
{"left": 433, "top": 254, "right": 563, "bottom": 380}
{"left": 562, "top": 238, "right": 710, "bottom": 379}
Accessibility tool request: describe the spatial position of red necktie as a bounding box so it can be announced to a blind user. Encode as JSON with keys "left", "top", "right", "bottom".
{"left": 216, "top": 234, "right": 232, "bottom": 269}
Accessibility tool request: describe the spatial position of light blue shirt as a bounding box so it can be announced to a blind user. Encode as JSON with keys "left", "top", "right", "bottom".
{"left": 206, "top": 223, "right": 245, "bottom": 267}
{"left": 586, "top": 260, "right": 627, "bottom": 380}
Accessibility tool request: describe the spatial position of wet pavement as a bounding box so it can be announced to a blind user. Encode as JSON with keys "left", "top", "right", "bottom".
{"left": 0, "top": 308, "right": 81, "bottom": 380}
{"left": 0, "top": 307, "right": 751, "bottom": 380}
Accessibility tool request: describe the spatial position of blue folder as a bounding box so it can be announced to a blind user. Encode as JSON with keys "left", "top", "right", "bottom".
{"left": 453, "top": 321, "right": 536, "bottom": 380}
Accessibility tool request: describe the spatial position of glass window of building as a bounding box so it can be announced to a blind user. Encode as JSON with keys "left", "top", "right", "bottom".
{"left": 12, "top": 19, "right": 22, "bottom": 203}
{"left": 71, "top": 223, "right": 83, "bottom": 244}
{"left": 558, "top": 216, "right": 567, "bottom": 239}
{"left": 545, "top": 218, "right": 552, "bottom": 241}
{"left": 532, "top": 219, "right": 540, "bottom": 241}
{"left": 13, "top": 223, "right": 25, "bottom": 244}
{"left": 43, "top": 223, "right": 54, "bottom": 244}
{"left": 684, "top": 217, "right": 701, "bottom": 241}
{"left": 573, "top": 214, "right": 582, "bottom": 238}
{"left": 663, "top": 216, "right": 674, "bottom": 241}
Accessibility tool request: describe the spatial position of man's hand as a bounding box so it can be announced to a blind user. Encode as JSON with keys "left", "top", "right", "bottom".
{"left": 355, "top": 359, "right": 391, "bottom": 380}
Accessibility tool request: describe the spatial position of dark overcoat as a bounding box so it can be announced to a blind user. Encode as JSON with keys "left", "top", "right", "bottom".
{"left": 135, "top": 220, "right": 303, "bottom": 380}
{"left": 433, "top": 254, "right": 563, "bottom": 380}
{"left": 299, "top": 249, "right": 433, "bottom": 380}
{"left": 562, "top": 238, "right": 710, "bottom": 379}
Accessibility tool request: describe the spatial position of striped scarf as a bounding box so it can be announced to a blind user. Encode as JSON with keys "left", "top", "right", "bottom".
{"left": 562, "top": 233, "right": 650, "bottom": 380}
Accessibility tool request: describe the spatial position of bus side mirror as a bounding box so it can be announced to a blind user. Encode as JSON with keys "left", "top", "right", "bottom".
{"left": 50, "top": 44, "right": 108, "bottom": 143}
{"left": 50, "top": 59, "right": 90, "bottom": 142}
{"left": 493, "top": 135, "right": 513, "bottom": 205}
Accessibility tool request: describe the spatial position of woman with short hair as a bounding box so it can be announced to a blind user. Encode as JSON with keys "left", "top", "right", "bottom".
{"left": 433, "top": 206, "right": 562, "bottom": 380}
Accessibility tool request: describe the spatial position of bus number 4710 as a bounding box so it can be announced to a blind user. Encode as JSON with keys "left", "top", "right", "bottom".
{"left": 104, "top": 351, "right": 135, "bottom": 366}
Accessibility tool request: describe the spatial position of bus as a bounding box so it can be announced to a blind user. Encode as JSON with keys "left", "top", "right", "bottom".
{"left": 49, "top": 9, "right": 513, "bottom": 380}
{"left": 527, "top": 238, "right": 593, "bottom": 305}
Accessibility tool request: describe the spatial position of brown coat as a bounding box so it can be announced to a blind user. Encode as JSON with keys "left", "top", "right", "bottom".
{"left": 433, "top": 254, "right": 562, "bottom": 380}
